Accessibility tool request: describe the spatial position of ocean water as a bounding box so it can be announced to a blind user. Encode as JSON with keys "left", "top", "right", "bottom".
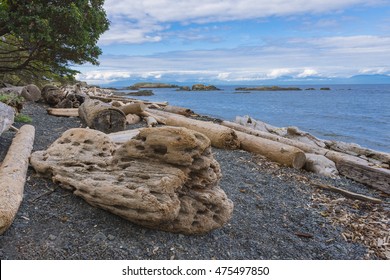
{"left": 121, "top": 84, "right": 390, "bottom": 153}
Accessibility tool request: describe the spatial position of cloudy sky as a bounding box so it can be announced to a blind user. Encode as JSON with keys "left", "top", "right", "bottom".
{"left": 75, "top": 0, "right": 390, "bottom": 85}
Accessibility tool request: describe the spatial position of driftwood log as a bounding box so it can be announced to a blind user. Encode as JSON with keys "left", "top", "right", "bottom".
{"left": 163, "top": 105, "right": 195, "bottom": 117}
{"left": 236, "top": 131, "right": 306, "bottom": 169}
{"left": 119, "top": 102, "right": 145, "bottom": 115}
{"left": 78, "top": 98, "right": 126, "bottom": 133}
{"left": 41, "top": 85, "right": 66, "bottom": 106}
{"left": 47, "top": 108, "right": 79, "bottom": 117}
{"left": 0, "top": 125, "right": 35, "bottom": 234}
{"left": 30, "top": 126, "right": 233, "bottom": 234}
{"left": 0, "top": 84, "right": 41, "bottom": 102}
{"left": 222, "top": 120, "right": 390, "bottom": 194}
{"left": 126, "top": 114, "right": 141, "bottom": 125}
{"left": 0, "top": 102, "right": 15, "bottom": 136}
{"left": 148, "top": 109, "right": 240, "bottom": 149}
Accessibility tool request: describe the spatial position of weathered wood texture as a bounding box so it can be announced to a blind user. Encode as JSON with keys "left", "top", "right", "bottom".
{"left": 222, "top": 120, "right": 390, "bottom": 193}
{"left": 47, "top": 108, "right": 79, "bottom": 117}
{"left": 0, "top": 102, "right": 15, "bottom": 136}
{"left": 78, "top": 98, "right": 126, "bottom": 133}
{"left": 0, "top": 125, "right": 35, "bottom": 234}
{"left": 163, "top": 105, "right": 194, "bottom": 116}
{"left": 236, "top": 131, "right": 306, "bottom": 169}
{"left": 148, "top": 109, "right": 240, "bottom": 149}
{"left": 0, "top": 84, "right": 41, "bottom": 102}
{"left": 30, "top": 127, "right": 233, "bottom": 234}
{"left": 119, "top": 102, "right": 146, "bottom": 115}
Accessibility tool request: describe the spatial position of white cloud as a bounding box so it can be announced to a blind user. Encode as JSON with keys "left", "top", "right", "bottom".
{"left": 101, "top": 0, "right": 383, "bottom": 44}
{"left": 78, "top": 34, "right": 390, "bottom": 84}
{"left": 297, "top": 69, "right": 318, "bottom": 77}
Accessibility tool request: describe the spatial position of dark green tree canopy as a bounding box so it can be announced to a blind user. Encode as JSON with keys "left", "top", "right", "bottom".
{"left": 0, "top": 0, "right": 109, "bottom": 84}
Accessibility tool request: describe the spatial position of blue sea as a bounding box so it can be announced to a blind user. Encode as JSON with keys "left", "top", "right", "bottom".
{"left": 121, "top": 85, "right": 390, "bottom": 153}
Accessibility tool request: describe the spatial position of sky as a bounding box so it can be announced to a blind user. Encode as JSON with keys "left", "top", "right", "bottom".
{"left": 74, "top": 0, "right": 390, "bottom": 85}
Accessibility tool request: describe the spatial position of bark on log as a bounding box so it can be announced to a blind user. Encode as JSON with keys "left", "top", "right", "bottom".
{"left": 222, "top": 120, "right": 390, "bottom": 193}
{"left": 0, "top": 102, "right": 15, "bottom": 136}
{"left": 236, "top": 131, "right": 306, "bottom": 169}
{"left": 163, "top": 105, "right": 194, "bottom": 116}
{"left": 78, "top": 98, "right": 126, "bottom": 133}
{"left": 119, "top": 102, "right": 146, "bottom": 115}
{"left": 0, "top": 125, "right": 35, "bottom": 234}
{"left": 148, "top": 109, "right": 240, "bottom": 149}
{"left": 0, "top": 84, "right": 41, "bottom": 102}
{"left": 47, "top": 108, "right": 79, "bottom": 117}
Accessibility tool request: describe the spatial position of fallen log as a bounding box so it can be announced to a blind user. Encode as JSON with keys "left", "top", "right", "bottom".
{"left": 163, "top": 105, "right": 195, "bottom": 116}
{"left": 47, "top": 108, "right": 79, "bottom": 117}
{"left": 222, "top": 120, "right": 390, "bottom": 194}
{"left": 0, "top": 125, "right": 35, "bottom": 234}
{"left": 0, "top": 102, "right": 15, "bottom": 136}
{"left": 148, "top": 109, "right": 240, "bottom": 149}
{"left": 90, "top": 95, "right": 168, "bottom": 107}
{"left": 119, "top": 102, "right": 146, "bottom": 115}
{"left": 0, "top": 84, "right": 41, "bottom": 102}
{"left": 236, "top": 131, "right": 306, "bottom": 169}
{"left": 78, "top": 98, "right": 126, "bottom": 133}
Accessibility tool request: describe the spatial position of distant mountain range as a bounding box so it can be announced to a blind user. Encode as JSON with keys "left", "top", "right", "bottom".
{"left": 104, "top": 74, "right": 390, "bottom": 87}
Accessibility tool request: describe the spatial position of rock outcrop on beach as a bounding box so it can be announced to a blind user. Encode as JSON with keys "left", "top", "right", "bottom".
{"left": 30, "top": 126, "right": 234, "bottom": 235}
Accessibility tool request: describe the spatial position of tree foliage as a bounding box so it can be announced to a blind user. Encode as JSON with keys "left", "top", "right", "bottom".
{"left": 0, "top": 0, "right": 109, "bottom": 84}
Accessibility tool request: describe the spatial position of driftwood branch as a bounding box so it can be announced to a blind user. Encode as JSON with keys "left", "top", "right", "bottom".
{"left": 311, "top": 182, "right": 383, "bottom": 204}
{"left": 0, "top": 125, "right": 35, "bottom": 234}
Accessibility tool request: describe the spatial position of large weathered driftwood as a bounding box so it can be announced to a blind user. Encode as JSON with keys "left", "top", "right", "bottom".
{"left": 148, "top": 109, "right": 240, "bottom": 149}
{"left": 236, "top": 131, "right": 306, "bottom": 169}
{"left": 78, "top": 98, "right": 126, "bottom": 133}
{"left": 119, "top": 102, "right": 145, "bottom": 115}
{"left": 163, "top": 105, "right": 195, "bottom": 117}
{"left": 0, "top": 84, "right": 41, "bottom": 102}
{"left": 222, "top": 120, "right": 390, "bottom": 193}
{"left": 0, "top": 102, "right": 15, "bottom": 136}
{"left": 30, "top": 126, "right": 233, "bottom": 234}
{"left": 0, "top": 125, "right": 35, "bottom": 234}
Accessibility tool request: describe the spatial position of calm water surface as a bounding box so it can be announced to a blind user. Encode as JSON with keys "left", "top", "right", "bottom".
{"left": 121, "top": 84, "right": 390, "bottom": 153}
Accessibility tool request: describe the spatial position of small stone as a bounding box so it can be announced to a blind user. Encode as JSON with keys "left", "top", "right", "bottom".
{"left": 92, "top": 232, "right": 106, "bottom": 242}
{"left": 107, "top": 234, "right": 115, "bottom": 241}
{"left": 48, "top": 234, "right": 57, "bottom": 241}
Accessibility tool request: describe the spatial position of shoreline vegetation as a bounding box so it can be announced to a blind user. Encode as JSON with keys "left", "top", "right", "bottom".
{"left": 0, "top": 81, "right": 389, "bottom": 259}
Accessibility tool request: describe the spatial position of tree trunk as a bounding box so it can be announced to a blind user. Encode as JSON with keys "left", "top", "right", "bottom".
{"left": 0, "top": 125, "right": 35, "bottom": 234}
{"left": 78, "top": 98, "right": 126, "bottom": 133}
{"left": 148, "top": 109, "right": 240, "bottom": 149}
{"left": 0, "top": 84, "right": 41, "bottom": 102}
{"left": 236, "top": 131, "right": 306, "bottom": 169}
{"left": 222, "top": 120, "right": 390, "bottom": 194}
{"left": 0, "top": 102, "right": 15, "bottom": 136}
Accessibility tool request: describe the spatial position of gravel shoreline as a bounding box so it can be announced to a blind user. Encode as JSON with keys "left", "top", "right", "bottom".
{"left": 0, "top": 101, "right": 388, "bottom": 260}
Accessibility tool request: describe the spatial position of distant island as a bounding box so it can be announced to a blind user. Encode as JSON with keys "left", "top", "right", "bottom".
{"left": 125, "top": 82, "right": 221, "bottom": 91}
{"left": 235, "top": 86, "right": 331, "bottom": 91}
{"left": 235, "top": 86, "right": 302, "bottom": 91}
{"left": 125, "top": 82, "right": 179, "bottom": 90}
